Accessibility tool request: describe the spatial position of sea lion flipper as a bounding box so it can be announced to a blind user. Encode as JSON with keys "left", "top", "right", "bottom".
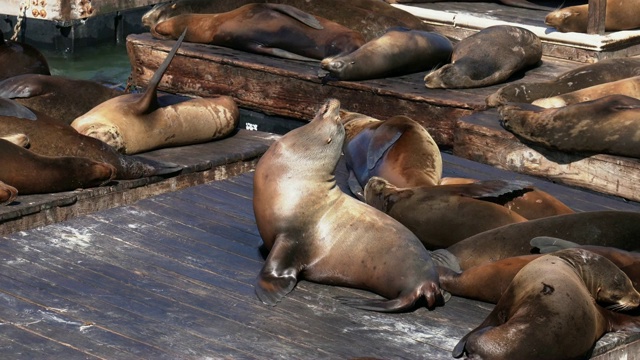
{"left": 455, "top": 179, "right": 532, "bottom": 199}
{"left": 367, "top": 127, "right": 404, "bottom": 171}
{"left": 530, "top": 236, "right": 579, "bottom": 253}
{"left": 248, "top": 45, "right": 318, "bottom": 62}
{"left": 0, "top": 98, "right": 37, "bottom": 120}
{"left": 347, "top": 170, "right": 365, "bottom": 201}
{"left": 255, "top": 239, "right": 300, "bottom": 306}
{"left": 0, "top": 75, "right": 45, "bottom": 98}
{"left": 336, "top": 296, "right": 416, "bottom": 313}
{"left": 266, "top": 4, "right": 323, "bottom": 30}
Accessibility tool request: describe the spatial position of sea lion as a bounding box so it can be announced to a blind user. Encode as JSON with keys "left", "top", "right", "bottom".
{"left": 364, "top": 176, "right": 528, "bottom": 249}
{"left": 0, "top": 32, "right": 50, "bottom": 80}
{"left": 152, "top": 4, "right": 366, "bottom": 61}
{"left": 499, "top": 95, "right": 640, "bottom": 159}
{"left": 0, "top": 139, "right": 116, "bottom": 194}
{"left": 385, "top": 0, "right": 554, "bottom": 12}
{"left": 453, "top": 249, "right": 640, "bottom": 360}
{"left": 0, "top": 181, "right": 18, "bottom": 206}
{"left": 340, "top": 111, "right": 442, "bottom": 199}
{"left": 486, "top": 57, "right": 640, "bottom": 107}
{"left": 71, "top": 30, "right": 239, "bottom": 155}
{"left": 532, "top": 75, "right": 640, "bottom": 108}
{"left": 433, "top": 210, "right": 640, "bottom": 271}
{"left": 142, "top": 0, "right": 432, "bottom": 42}
{"left": 0, "top": 74, "right": 124, "bottom": 125}
{"left": 0, "top": 98, "right": 181, "bottom": 180}
{"left": 253, "top": 98, "right": 445, "bottom": 312}
{"left": 424, "top": 25, "right": 542, "bottom": 89}
{"left": 321, "top": 28, "right": 452, "bottom": 81}
{"left": 545, "top": 0, "right": 640, "bottom": 33}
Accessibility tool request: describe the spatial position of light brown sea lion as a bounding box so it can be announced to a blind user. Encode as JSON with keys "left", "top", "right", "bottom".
{"left": 0, "top": 74, "right": 124, "bottom": 125}
{"left": 253, "top": 98, "right": 445, "bottom": 312}
{"left": 321, "top": 28, "right": 452, "bottom": 81}
{"left": 71, "top": 30, "right": 238, "bottom": 155}
{"left": 0, "top": 98, "right": 181, "bottom": 180}
{"left": 453, "top": 248, "right": 640, "bottom": 360}
{"left": 545, "top": 0, "right": 640, "bottom": 33}
{"left": 340, "top": 111, "right": 442, "bottom": 199}
{"left": 0, "top": 32, "right": 50, "bottom": 80}
{"left": 424, "top": 25, "right": 542, "bottom": 89}
{"left": 141, "top": 0, "right": 433, "bottom": 42}
{"left": 432, "top": 210, "right": 640, "bottom": 271}
{"left": 532, "top": 75, "right": 640, "bottom": 108}
{"left": 0, "top": 139, "right": 116, "bottom": 194}
{"left": 0, "top": 181, "right": 18, "bottom": 206}
{"left": 364, "top": 176, "right": 528, "bottom": 249}
{"left": 152, "top": 4, "right": 366, "bottom": 61}
{"left": 487, "top": 57, "right": 640, "bottom": 107}
{"left": 499, "top": 95, "right": 640, "bottom": 159}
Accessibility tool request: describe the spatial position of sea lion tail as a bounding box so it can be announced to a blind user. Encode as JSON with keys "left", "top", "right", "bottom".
{"left": 530, "top": 236, "right": 579, "bottom": 253}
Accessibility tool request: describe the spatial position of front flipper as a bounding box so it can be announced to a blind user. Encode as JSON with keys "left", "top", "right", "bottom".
{"left": 367, "top": 126, "right": 404, "bottom": 171}
{"left": 530, "top": 236, "right": 579, "bottom": 253}
{"left": 0, "top": 74, "right": 46, "bottom": 98}
{"left": 0, "top": 98, "right": 37, "bottom": 120}
{"left": 249, "top": 44, "right": 318, "bottom": 62}
{"left": 255, "top": 237, "right": 302, "bottom": 306}
{"left": 347, "top": 170, "right": 365, "bottom": 201}
{"left": 266, "top": 4, "right": 323, "bottom": 29}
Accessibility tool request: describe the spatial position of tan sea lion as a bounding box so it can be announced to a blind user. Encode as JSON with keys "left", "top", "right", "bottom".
{"left": 487, "top": 57, "right": 640, "bottom": 107}
{"left": 253, "top": 98, "right": 445, "bottom": 312}
{"left": 0, "top": 181, "right": 18, "bottom": 206}
{"left": 0, "top": 139, "right": 116, "bottom": 194}
{"left": 424, "top": 25, "right": 542, "bottom": 89}
{"left": 0, "top": 74, "right": 124, "bottom": 125}
{"left": 71, "top": 30, "right": 239, "bottom": 155}
{"left": 321, "top": 28, "right": 452, "bottom": 81}
{"left": 340, "top": 111, "right": 442, "bottom": 199}
{"left": 152, "top": 4, "right": 366, "bottom": 61}
{"left": 364, "top": 176, "right": 528, "bottom": 249}
{"left": 432, "top": 210, "right": 640, "bottom": 271}
{"left": 453, "top": 249, "right": 640, "bottom": 360}
{"left": 0, "top": 32, "right": 50, "bottom": 80}
{"left": 0, "top": 98, "right": 181, "bottom": 180}
{"left": 545, "top": 0, "right": 640, "bottom": 33}
{"left": 499, "top": 95, "right": 640, "bottom": 159}
{"left": 532, "top": 75, "right": 640, "bottom": 108}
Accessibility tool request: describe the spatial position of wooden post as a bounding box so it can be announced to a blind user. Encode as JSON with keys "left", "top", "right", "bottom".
{"left": 587, "top": 0, "right": 607, "bottom": 35}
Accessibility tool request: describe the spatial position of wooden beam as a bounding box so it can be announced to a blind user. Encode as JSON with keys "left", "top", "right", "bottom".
{"left": 587, "top": 0, "right": 607, "bottom": 35}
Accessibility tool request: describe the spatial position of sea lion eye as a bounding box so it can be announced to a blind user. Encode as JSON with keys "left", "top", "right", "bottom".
{"left": 327, "top": 137, "right": 332, "bottom": 144}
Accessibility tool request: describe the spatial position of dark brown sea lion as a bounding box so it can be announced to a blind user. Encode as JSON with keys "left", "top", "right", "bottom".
{"left": 545, "top": 0, "right": 640, "bottom": 33}
{"left": 487, "top": 57, "right": 640, "bottom": 107}
{"left": 71, "top": 30, "right": 239, "bottom": 155}
{"left": 142, "top": 0, "right": 432, "bottom": 42}
{"left": 432, "top": 210, "right": 640, "bottom": 271}
{"left": 340, "top": 111, "right": 442, "bottom": 199}
{"left": 0, "top": 98, "right": 181, "bottom": 180}
{"left": 385, "top": 0, "right": 554, "bottom": 11}
{"left": 321, "top": 28, "right": 452, "bottom": 81}
{"left": 0, "top": 181, "right": 18, "bottom": 206}
{"left": 364, "top": 176, "right": 528, "bottom": 249}
{"left": 0, "top": 74, "right": 124, "bottom": 125}
{"left": 453, "top": 248, "right": 640, "bottom": 359}
{"left": 0, "top": 32, "right": 50, "bottom": 80}
{"left": 0, "top": 139, "right": 116, "bottom": 194}
{"left": 153, "top": 4, "right": 366, "bottom": 61}
{"left": 532, "top": 75, "right": 640, "bottom": 108}
{"left": 424, "top": 25, "right": 542, "bottom": 89}
{"left": 499, "top": 95, "right": 640, "bottom": 159}
{"left": 253, "top": 98, "right": 445, "bottom": 312}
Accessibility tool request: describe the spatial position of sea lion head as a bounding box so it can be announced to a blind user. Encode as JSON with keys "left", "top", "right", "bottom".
{"left": 364, "top": 176, "right": 413, "bottom": 212}
{"left": 545, "top": 8, "right": 587, "bottom": 33}
{"left": 338, "top": 110, "right": 380, "bottom": 142}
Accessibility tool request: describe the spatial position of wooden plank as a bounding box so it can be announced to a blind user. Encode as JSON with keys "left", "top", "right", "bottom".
{"left": 587, "top": 0, "right": 607, "bottom": 35}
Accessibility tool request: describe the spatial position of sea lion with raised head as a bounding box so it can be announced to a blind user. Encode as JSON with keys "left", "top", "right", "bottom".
{"left": 545, "top": 0, "right": 640, "bottom": 33}
{"left": 500, "top": 95, "right": 640, "bottom": 159}
{"left": 453, "top": 248, "right": 640, "bottom": 359}
{"left": 152, "top": 3, "right": 366, "bottom": 61}
{"left": 253, "top": 98, "right": 445, "bottom": 312}
{"left": 321, "top": 28, "right": 452, "bottom": 81}
{"left": 424, "top": 25, "right": 542, "bottom": 89}
{"left": 532, "top": 75, "right": 640, "bottom": 108}
{"left": 0, "top": 32, "right": 50, "bottom": 80}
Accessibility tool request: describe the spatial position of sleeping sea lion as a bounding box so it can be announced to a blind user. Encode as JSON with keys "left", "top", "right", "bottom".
{"left": 545, "top": 0, "right": 640, "bottom": 33}
{"left": 532, "top": 75, "right": 640, "bottom": 108}
{"left": 0, "top": 32, "right": 50, "bottom": 80}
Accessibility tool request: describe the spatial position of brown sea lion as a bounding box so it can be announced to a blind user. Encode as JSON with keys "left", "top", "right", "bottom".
{"left": 253, "top": 98, "right": 445, "bottom": 312}
{"left": 0, "top": 32, "right": 50, "bottom": 80}
{"left": 499, "top": 95, "right": 640, "bottom": 159}
{"left": 71, "top": 30, "right": 239, "bottom": 155}
{"left": 545, "top": 0, "right": 640, "bottom": 33}
{"left": 142, "top": 0, "right": 432, "bottom": 42}
{"left": 532, "top": 75, "right": 640, "bottom": 108}
{"left": 486, "top": 57, "right": 640, "bottom": 107}
{"left": 364, "top": 176, "right": 528, "bottom": 249}
{"left": 0, "top": 139, "right": 116, "bottom": 194}
{"left": 340, "top": 111, "right": 442, "bottom": 199}
{"left": 0, "top": 74, "right": 124, "bottom": 125}
{"left": 0, "top": 181, "right": 18, "bottom": 206}
{"left": 0, "top": 98, "right": 181, "bottom": 180}
{"left": 152, "top": 4, "right": 365, "bottom": 61}
{"left": 321, "top": 28, "right": 452, "bottom": 81}
{"left": 453, "top": 248, "right": 640, "bottom": 359}
{"left": 432, "top": 210, "right": 640, "bottom": 271}
{"left": 424, "top": 25, "right": 542, "bottom": 89}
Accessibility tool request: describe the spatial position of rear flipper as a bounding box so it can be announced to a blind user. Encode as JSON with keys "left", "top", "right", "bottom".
{"left": 336, "top": 283, "right": 447, "bottom": 313}
{"left": 255, "top": 237, "right": 301, "bottom": 306}
{"left": 530, "top": 236, "right": 579, "bottom": 254}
